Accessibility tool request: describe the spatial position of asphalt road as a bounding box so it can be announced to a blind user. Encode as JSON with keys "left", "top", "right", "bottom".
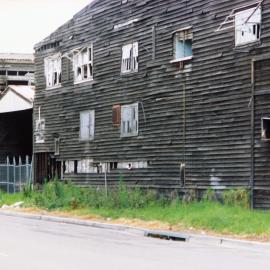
{"left": 0, "top": 214, "right": 270, "bottom": 270}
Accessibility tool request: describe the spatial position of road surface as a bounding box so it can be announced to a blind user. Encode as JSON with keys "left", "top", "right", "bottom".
{"left": 0, "top": 214, "right": 269, "bottom": 270}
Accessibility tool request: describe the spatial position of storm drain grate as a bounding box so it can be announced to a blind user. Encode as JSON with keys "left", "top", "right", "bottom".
{"left": 145, "top": 232, "right": 187, "bottom": 242}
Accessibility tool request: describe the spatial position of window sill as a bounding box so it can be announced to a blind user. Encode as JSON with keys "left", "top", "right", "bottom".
{"left": 79, "top": 138, "right": 94, "bottom": 142}
{"left": 170, "top": 56, "right": 193, "bottom": 64}
{"left": 121, "top": 70, "right": 138, "bottom": 75}
{"left": 120, "top": 134, "right": 138, "bottom": 138}
{"left": 74, "top": 78, "right": 94, "bottom": 85}
{"left": 46, "top": 84, "right": 62, "bottom": 90}
{"left": 235, "top": 40, "right": 261, "bottom": 49}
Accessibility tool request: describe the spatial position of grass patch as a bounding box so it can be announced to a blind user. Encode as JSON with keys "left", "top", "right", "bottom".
{"left": 0, "top": 180, "right": 270, "bottom": 237}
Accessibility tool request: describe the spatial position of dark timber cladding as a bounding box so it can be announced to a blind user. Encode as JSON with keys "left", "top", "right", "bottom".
{"left": 34, "top": 0, "right": 270, "bottom": 208}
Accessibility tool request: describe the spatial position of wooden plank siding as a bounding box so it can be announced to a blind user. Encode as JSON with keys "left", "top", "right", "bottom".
{"left": 34, "top": 0, "right": 270, "bottom": 208}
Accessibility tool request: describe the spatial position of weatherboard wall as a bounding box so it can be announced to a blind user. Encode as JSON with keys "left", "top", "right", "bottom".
{"left": 34, "top": 0, "right": 270, "bottom": 207}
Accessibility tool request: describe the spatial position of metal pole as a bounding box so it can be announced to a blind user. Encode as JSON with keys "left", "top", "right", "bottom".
{"left": 6, "top": 157, "right": 9, "bottom": 194}
{"left": 13, "top": 157, "right": 16, "bottom": 194}
{"left": 19, "top": 156, "right": 22, "bottom": 192}
{"left": 104, "top": 163, "right": 108, "bottom": 197}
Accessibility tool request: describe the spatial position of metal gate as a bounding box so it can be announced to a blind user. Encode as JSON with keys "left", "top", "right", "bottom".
{"left": 0, "top": 156, "right": 32, "bottom": 193}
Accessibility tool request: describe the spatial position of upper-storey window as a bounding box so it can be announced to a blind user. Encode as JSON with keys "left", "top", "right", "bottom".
{"left": 121, "top": 42, "right": 138, "bottom": 74}
{"left": 80, "top": 110, "right": 95, "bottom": 141}
{"left": 73, "top": 46, "right": 93, "bottom": 84}
{"left": 171, "top": 28, "right": 193, "bottom": 63}
{"left": 121, "top": 103, "right": 138, "bottom": 137}
{"left": 235, "top": 6, "right": 261, "bottom": 46}
{"left": 44, "top": 54, "right": 62, "bottom": 89}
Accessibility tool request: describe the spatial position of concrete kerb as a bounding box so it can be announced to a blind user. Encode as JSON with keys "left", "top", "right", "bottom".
{"left": 1, "top": 210, "right": 270, "bottom": 250}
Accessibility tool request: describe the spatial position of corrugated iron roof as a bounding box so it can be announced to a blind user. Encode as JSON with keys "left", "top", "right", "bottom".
{"left": 7, "top": 85, "right": 35, "bottom": 103}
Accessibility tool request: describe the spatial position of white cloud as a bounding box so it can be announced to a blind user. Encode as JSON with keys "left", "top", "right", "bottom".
{"left": 0, "top": 0, "right": 92, "bottom": 53}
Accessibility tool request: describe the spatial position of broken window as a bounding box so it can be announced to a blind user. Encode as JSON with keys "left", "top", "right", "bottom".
{"left": 262, "top": 118, "right": 270, "bottom": 140}
{"left": 121, "top": 103, "right": 138, "bottom": 137}
{"left": 112, "top": 105, "right": 121, "bottom": 127}
{"left": 73, "top": 46, "right": 93, "bottom": 83}
{"left": 80, "top": 110, "right": 95, "bottom": 141}
{"left": 64, "top": 161, "right": 75, "bottom": 174}
{"left": 235, "top": 6, "right": 261, "bottom": 46}
{"left": 35, "top": 119, "right": 45, "bottom": 144}
{"left": 54, "top": 138, "right": 60, "bottom": 155}
{"left": 77, "top": 159, "right": 97, "bottom": 173}
{"left": 171, "top": 28, "right": 193, "bottom": 63}
{"left": 44, "top": 54, "right": 62, "bottom": 88}
{"left": 121, "top": 42, "right": 138, "bottom": 73}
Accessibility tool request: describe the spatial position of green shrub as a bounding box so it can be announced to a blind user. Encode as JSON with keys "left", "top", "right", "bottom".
{"left": 182, "top": 189, "right": 198, "bottom": 204}
{"left": 203, "top": 189, "right": 218, "bottom": 202}
{"left": 222, "top": 189, "right": 250, "bottom": 208}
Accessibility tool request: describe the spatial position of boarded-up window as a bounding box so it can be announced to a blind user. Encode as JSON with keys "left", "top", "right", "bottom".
{"left": 235, "top": 7, "right": 261, "bottom": 46}
{"left": 44, "top": 54, "right": 62, "bottom": 88}
{"left": 35, "top": 119, "right": 45, "bottom": 144}
{"left": 121, "top": 42, "right": 138, "bottom": 73}
{"left": 80, "top": 110, "right": 95, "bottom": 140}
{"left": 74, "top": 46, "right": 93, "bottom": 83}
{"left": 121, "top": 103, "right": 138, "bottom": 137}
{"left": 173, "top": 28, "right": 193, "bottom": 61}
{"left": 112, "top": 105, "right": 121, "bottom": 127}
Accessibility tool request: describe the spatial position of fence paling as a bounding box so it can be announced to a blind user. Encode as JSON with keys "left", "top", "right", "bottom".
{"left": 0, "top": 160, "right": 32, "bottom": 194}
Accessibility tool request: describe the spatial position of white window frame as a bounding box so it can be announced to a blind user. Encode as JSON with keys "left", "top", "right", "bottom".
{"left": 121, "top": 103, "right": 138, "bottom": 137}
{"left": 35, "top": 119, "right": 45, "bottom": 144}
{"left": 44, "top": 54, "right": 62, "bottom": 89}
{"left": 73, "top": 46, "right": 93, "bottom": 84}
{"left": 235, "top": 6, "right": 262, "bottom": 47}
{"left": 171, "top": 27, "right": 193, "bottom": 64}
{"left": 64, "top": 160, "right": 75, "bottom": 174}
{"left": 80, "top": 110, "right": 95, "bottom": 141}
{"left": 121, "top": 42, "right": 138, "bottom": 74}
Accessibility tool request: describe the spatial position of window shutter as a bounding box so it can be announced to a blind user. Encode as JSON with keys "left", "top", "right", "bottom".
{"left": 112, "top": 105, "right": 121, "bottom": 127}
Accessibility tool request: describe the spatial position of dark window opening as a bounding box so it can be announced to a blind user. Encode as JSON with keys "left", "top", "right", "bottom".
{"left": 8, "top": 71, "right": 17, "bottom": 76}
{"left": 18, "top": 71, "right": 28, "bottom": 76}
{"left": 262, "top": 118, "right": 270, "bottom": 140}
{"left": 110, "top": 162, "right": 118, "bottom": 170}
{"left": 0, "top": 70, "right": 6, "bottom": 76}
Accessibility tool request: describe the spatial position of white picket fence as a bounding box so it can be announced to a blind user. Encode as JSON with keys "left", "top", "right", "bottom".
{"left": 0, "top": 156, "right": 32, "bottom": 194}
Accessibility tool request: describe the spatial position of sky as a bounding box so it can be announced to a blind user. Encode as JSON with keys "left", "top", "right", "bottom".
{"left": 0, "top": 0, "right": 93, "bottom": 54}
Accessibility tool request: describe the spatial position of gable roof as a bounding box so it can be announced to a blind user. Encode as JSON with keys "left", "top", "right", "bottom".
{"left": 0, "top": 85, "right": 35, "bottom": 113}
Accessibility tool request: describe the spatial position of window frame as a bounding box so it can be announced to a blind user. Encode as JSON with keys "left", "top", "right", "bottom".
{"left": 44, "top": 53, "right": 62, "bottom": 89}
{"left": 120, "top": 103, "right": 139, "bottom": 137}
{"left": 35, "top": 119, "right": 45, "bottom": 144}
{"left": 79, "top": 110, "right": 95, "bottom": 141}
{"left": 73, "top": 46, "right": 94, "bottom": 84}
{"left": 171, "top": 27, "right": 193, "bottom": 64}
{"left": 121, "top": 42, "right": 139, "bottom": 74}
{"left": 235, "top": 6, "right": 262, "bottom": 47}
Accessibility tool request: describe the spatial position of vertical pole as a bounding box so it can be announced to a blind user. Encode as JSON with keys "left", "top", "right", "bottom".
{"left": 26, "top": 155, "right": 29, "bottom": 185}
{"left": 104, "top": 163, "right": 108, "bottom": 198}
{"left": 13, "top": 157, "right": 16, "bottom": 194}
{"left": 19, "top": 156, "right": 22, "bottom": 192}
{"left": 250, "top": 59, "right": 255, "bottom": 209}
{"left": 6, "top": 156, "right": 9, "bottom": 194}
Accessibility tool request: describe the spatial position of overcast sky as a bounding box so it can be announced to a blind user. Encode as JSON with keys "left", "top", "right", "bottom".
{"left": 0, "top": 0, "right": 93, "bottom": 54}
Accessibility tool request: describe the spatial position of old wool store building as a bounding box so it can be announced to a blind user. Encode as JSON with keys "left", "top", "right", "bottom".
{"left": 34, "top": 0, "right": 270, "bottom": 208}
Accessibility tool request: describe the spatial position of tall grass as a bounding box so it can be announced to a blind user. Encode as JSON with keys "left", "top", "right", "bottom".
{"left": 1, "top": 181, "right": 270, "bottom": 236}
